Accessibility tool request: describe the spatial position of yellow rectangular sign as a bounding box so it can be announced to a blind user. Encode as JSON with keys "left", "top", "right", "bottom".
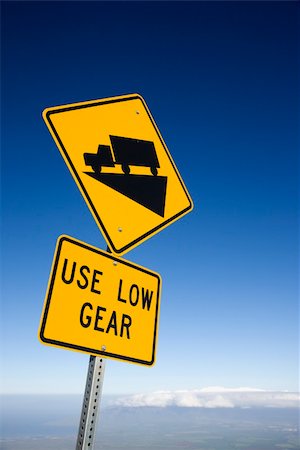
{"left": 39, "top": 236, "right": 161, "bottom": 366}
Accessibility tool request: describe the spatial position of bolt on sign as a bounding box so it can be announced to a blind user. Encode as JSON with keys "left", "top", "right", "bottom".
{"left": 39, "top": 236, "right": 161, "bottom": 366}
{"left": 43, "top": 94, "right": 193, "bottom": 255}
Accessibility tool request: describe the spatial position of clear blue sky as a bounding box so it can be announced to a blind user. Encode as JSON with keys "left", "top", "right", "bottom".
{"left": 1, "top": 1, "right": 298, "bottom": 395}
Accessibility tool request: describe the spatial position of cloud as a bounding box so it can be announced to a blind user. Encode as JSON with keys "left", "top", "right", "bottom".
{"left": 114, "top": 387, "right": 300, "bottom": 409}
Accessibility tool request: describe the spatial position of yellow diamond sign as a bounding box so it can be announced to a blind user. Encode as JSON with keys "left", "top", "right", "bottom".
{"left": 43, "top": 94, "right": 193, "bottom": 255}
{"left": 39, "top": 235, "right": 161, "bottom": 366}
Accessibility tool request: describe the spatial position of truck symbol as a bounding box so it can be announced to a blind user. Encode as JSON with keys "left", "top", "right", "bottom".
{"left": 84, "top": 135, "right": 160, "bottom": 176}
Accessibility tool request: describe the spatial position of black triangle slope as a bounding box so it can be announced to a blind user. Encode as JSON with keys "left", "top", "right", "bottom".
{"left": 85, "top": 173, "right": 167, "bottom": 217}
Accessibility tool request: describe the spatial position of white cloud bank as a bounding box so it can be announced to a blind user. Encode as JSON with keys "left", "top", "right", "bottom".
{"left": 114, "top": 387, "right": 300, "bottom": 409}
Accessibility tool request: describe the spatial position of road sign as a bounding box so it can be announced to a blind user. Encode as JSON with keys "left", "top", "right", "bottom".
{"left": 39, "top": 235, "right": 161, "bottom": 366}
{"left": 43, "top": 94, "right": 193, "bottom": 255}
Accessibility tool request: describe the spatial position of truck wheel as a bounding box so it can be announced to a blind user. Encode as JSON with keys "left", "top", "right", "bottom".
{"left": 122, "top": 164, "right": 130, "bottom": 175}
{"left": 92, "top": 165, "right": 101, "bottom": 174}
{"left": 151, "top": 167, "right": 158, "bottom": 176}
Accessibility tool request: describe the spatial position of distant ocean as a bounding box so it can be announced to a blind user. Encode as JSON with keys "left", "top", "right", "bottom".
{"left": 1, "top": 395, "right": 299, "bottom": 450}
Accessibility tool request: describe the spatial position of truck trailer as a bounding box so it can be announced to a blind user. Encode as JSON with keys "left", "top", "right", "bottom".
{"left": 84, "top": 135, "right": 160, "bottom": 176}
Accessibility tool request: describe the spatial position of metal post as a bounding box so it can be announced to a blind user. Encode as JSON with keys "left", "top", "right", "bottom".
{"left": 76, "top": 355, "right": 106, "bottom": 449}
{"left": 76, "top": 246, "right": 110, "bottom": 449}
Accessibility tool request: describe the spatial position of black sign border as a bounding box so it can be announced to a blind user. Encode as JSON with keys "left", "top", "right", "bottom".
{"left": 39, "top": 235, "right": 161, "bottom": 366}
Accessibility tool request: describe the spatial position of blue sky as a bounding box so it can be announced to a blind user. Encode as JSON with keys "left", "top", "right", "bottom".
{"left": 1, "top": 2, "right": 298, "bottom": 395}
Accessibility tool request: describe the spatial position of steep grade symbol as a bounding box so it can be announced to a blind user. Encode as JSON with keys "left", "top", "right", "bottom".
{"left": 84, "top": 136, "right": 167, "bottom": 217}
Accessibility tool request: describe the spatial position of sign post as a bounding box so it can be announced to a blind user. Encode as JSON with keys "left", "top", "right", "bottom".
{"left": 40, "top": 94, "right": 193, "bottom": 449}
{"left": 39, "top": 235, "right": 161, "bottom": 448}
{"left": 76, "top": 356, "right": 106, "bottom": 450}
{"left": 76, "top": 244, "right": 111, "bottom": 450}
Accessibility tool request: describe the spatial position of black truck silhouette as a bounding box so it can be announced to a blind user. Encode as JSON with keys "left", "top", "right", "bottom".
{"left": 84, "top": 135, "right": 160, "bottom": 176}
